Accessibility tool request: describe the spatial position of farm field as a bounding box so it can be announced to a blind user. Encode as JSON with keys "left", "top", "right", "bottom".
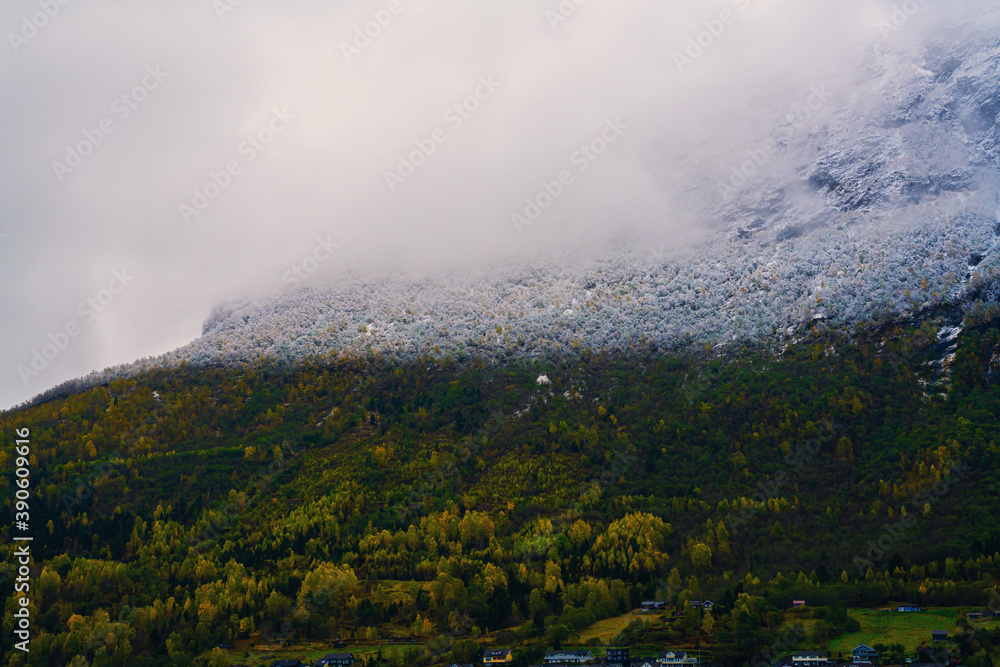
{"left": 826, "top": 608, "right": 1000, "bottom": 658}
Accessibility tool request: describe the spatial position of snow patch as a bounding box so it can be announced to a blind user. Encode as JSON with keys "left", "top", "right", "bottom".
{"left": 937, "top": 326, "right": 962, "bottom": 343}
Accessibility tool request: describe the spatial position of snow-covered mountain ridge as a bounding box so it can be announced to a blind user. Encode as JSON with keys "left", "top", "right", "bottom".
{"left": 172, "top": 12, "right": 1000, "bottom": 362}
{"left": 29, "top": 8, "right": 1000, "bottom": 401}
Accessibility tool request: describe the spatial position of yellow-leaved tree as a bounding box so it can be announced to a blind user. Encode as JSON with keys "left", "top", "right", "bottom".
{"left": 588, "top": 512, "right": 672, "bottom": 578}
{"left": 296, "top": 562, "right": 358, "bottom": 615}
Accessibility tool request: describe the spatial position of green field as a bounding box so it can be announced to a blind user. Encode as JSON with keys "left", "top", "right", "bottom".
{"left": 574, "top": 610, "right": 649, "bottom": 645}
{"left": 824, "top": 609, "right": 1000, "bottom": 658}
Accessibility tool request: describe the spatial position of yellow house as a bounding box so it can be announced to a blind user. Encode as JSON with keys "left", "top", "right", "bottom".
{"left": 484, "top": 649, "right": 514, "bottom": 665}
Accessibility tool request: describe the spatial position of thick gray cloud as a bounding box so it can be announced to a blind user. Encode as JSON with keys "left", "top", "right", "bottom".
{"left": 0, "top": 0, "right": 984, "bottom": 409}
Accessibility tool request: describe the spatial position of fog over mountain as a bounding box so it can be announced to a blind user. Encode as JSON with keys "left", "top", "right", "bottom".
{"left": 2, "top": 0, "right": 999, "bottom": 409}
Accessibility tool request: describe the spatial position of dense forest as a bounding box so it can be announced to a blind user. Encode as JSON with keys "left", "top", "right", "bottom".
{"left": 3, "top": 314, "right": 1000, "bottom": 667}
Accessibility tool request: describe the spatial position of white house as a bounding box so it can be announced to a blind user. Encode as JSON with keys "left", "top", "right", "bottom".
{"left": 544, "top": 651, "right": 593, "bottom": 664}
{"left": 790, "top": 652, "right": 828, "bottom": 667}
{"left": 658, "top": 651, "right": 699, "bottom": 667}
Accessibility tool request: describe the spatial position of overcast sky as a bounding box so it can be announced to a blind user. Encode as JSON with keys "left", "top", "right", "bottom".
{"left": 0, "top": 0, "right": 974, "bottom": 410}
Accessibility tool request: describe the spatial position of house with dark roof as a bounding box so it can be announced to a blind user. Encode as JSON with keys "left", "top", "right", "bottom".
{"left": 932, "top": 631, "right": 948, "bottom": 641}
{"left": 641, "top": 601, "right": 668, "bottom": 611}
{"left": 607, "top": 649, "right": 630, "bottom": 667}
{"left": 485, "top": 649, "right": 515, "bottom": 665}
{"left": 315, "top": 654, "right": 355, "bottom": 667}
{"left": 851, "top": 645, "right": 878, "bottom": 662}
{"left": 916, "top": 646, "right": 951, "bottom": 663}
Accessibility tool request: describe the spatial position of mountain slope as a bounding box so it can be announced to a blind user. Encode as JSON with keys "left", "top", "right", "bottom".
{"left": 3, "top": 317, "right": 1000, "bottom": 665}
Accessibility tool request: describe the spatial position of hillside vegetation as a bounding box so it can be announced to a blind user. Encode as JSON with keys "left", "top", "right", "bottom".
{"left": 3, "top": 316, "right": 1000, "bottom": 666}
